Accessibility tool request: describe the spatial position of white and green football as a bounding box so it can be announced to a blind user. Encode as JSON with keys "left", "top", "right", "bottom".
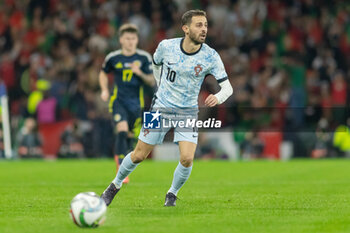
{"left": 69, "top": 192, "right": 107, "bottom": 228}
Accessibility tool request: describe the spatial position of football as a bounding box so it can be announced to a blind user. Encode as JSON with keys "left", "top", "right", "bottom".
{"left": 69, "top": 192, "right": 107, "bottom": 228}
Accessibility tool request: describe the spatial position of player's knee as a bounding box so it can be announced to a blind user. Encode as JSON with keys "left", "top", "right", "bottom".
{"left": 131, "top": 151, "right": 146, "bottom": 163}
{"left": 131, "top": 147, "right": 148, "bottom": 163}
{"left": 180, "top": 157, "right": 193, "bottom": 167}
{"left": 130, "top": 140, "right": 154, "bottom": 163}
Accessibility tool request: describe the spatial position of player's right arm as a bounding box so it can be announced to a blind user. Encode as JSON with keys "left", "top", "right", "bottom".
{"left": 152, "top": 41, "right": 166, "bottom": 86}
{"left": 99, "top": 52, "right": 115, "bottom": 102}
{"left": 99, "top": 70, "right": 109, "bottom": 102}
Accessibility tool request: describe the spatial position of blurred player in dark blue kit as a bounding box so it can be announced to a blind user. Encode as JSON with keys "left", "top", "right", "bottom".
{"left": 99, "top": 24, "right": 155, "bottom": 183}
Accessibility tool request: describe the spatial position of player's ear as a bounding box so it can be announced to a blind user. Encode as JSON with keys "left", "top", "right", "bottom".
{"left": 119, "top": 33, "right": 124, "bottom": 44}
{"left": 182, "top": 24, "right": 189, "bottom": 34}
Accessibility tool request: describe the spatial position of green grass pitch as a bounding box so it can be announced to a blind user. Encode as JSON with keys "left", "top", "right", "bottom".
{"left": 1, "top": 159, "right": 350, "bottom": 233}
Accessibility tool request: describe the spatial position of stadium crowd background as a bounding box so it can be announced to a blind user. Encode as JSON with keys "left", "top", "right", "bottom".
{"left": 1, "top": 0, "right": 350, "bottom": 159}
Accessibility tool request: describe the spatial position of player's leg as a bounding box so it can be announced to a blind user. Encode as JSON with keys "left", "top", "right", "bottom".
{"left": 120, "top": 116, "right": 141, "bottom": 183}
{"left": 114, "top": 121, "right": 129, "bottom": 165}
{"left": 114, "top": 124, "right": 169, "bottom": 185}
{"left": 101, "top": 139, "right": 154, "bottom": 206}
{"left": 115, "top": 123, "right": 169, "bottom": 186}
{"left": 102, "top": 113, "right": 169, "bottom": 206}
{"left": 165, "top": 141, "right": 197, "bottom": 206}
{"left": 165, "top": 123, "right": 198, "bottom": 207}
{"left": 111, "top": 101, "right": 131, "bottom": 183}
{"left": 115, "top": 139, "right": 154, "bottom": 184}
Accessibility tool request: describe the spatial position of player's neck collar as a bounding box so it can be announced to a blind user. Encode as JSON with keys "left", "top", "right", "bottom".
{"left": 180, "top": 38, "right": 202, "bottom": 56}
{"left": 122, "top": 49, "right": 136, "bottom": 57}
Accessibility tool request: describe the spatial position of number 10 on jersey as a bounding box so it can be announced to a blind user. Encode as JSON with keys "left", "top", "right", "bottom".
{"left": 166, "top": 68, "right": 176, "bottom": 82}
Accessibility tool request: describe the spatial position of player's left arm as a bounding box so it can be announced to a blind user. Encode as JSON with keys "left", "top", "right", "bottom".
{"left": 131, "top": 54, "right": 155, "bottom": 86}
{"left": 204, "top": 51, "right": 233, "bottom": 107}
{"left": 205, "top": 79, "right": 233, "bottom": 107}
{"left": 131, "top": 63, "right": 155, "bottom": 86}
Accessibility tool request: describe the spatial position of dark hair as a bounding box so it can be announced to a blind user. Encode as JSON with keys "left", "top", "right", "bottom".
{"left": 181, "top": 9, "right": 207, "bottom": 26}
{"left": 118, "top": 23, "right": 139, "bottom": 37}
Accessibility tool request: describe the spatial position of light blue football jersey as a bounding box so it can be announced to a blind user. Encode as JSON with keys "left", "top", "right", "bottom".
{"left": 152, "top": 38, "right": 228, "bottom": 109}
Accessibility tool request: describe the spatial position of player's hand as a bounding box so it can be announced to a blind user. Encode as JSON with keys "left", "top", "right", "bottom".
{"left": 101, "top": 89, "right": 109, "bottom": 102}
{"left": 205, "top": 94, "right": 218, "bottom": 107}
{"left": 131, "top": 63, "right": 142, "bottom": 76}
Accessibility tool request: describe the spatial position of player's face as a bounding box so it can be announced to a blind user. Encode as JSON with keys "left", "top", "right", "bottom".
{"left": 120, "top": 32, "right": 138, "bottom": 52}
{"left": 186, "top": 16, "right": 208, "bottom": 45}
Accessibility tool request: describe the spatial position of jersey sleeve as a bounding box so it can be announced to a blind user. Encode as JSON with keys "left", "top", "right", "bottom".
{"left": 141, "top": 53, "right": 153, "bottom": 74}
{"left": 210, "top": 50, "right": 228, "bottom": 83}
{"left": 102, "top": 54, "right": 113, "bottom": 73}
{"left": 153, "top": 40, "right": 165, "bottom": 65}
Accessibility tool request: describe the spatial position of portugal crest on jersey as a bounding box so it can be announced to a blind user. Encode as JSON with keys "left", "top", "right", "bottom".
{"left": 194, "top": 64, "right": 202, "bottom": 76}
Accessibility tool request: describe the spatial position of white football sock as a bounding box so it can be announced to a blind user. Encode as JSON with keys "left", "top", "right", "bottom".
{"left": 168, "top": 162, "right": 192, "bottom": 195}
{"left": 112, "top": 152, "right": 138, "bottom": 188}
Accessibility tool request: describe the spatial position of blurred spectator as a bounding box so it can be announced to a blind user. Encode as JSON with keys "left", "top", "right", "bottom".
{"left": 195, "top": 132, "right": 230, "bottom": 160}
{"left": 282, "top": 53, "right": 306, "bottom": 128}
{"left": 331, "top": 71, "right": 347, "bottom": 124}
{"left": 333, "top": 118, "right": 350, "bottom": 158}
{"left": 27, "top": 79, "right": 51, "bottom": 116}
{"left": 16, "top": 118, "right": 43, "bottom": 158}
{"left": 58, "top": 121, "right": 84, "bottom": 158}
{"left": 36, "top": 90, "right": 59, "bottom": 123}
{"left": 240, "top": 132, "right": 265, "bottom": 160}
{"left": 311, "top": 118, "right": 333, "bottom": 158}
